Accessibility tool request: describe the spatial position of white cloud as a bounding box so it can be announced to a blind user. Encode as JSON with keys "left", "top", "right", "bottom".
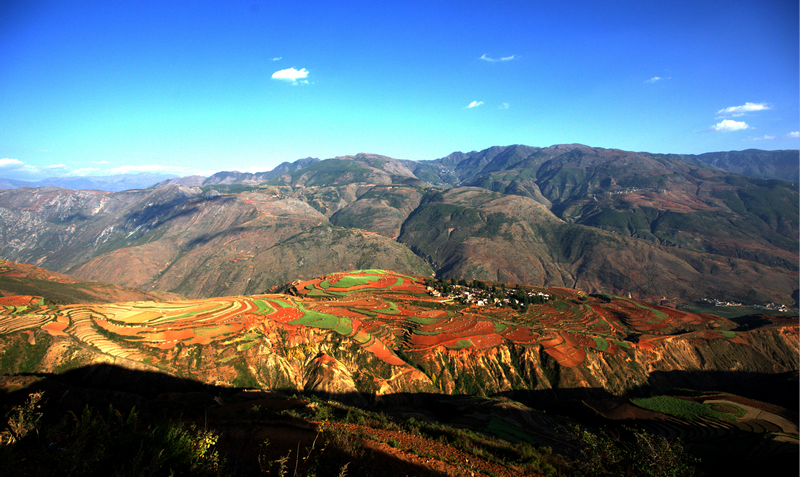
{"left": 0, "top": 158, "right": 39, "bottom": 174}
{"left": 710, "top": 119, "right": 750, "bottom": 132}
{"left": 271, "top": 67, "right": 309, "bottom": 84}
{"left": 717, "top": 102, "right": 771, "bottom": 115}
{"left": 745, "top": 135, "right": 775, "bottom": 141}
{"left": 0, "top": 158, "right": 24, "bottom": 168}
{"left": 480, "top": 54, "right": 516, "bottom": 62}
{"left": 271, "top": 57, "right": 282, "bottom": 61}
{"left": 785, "top": 131, "right": 799, "bottom": 138}
{"left": 499, "top": 102, "right": 510, "bottom": 110}
{"left": 644, "top": 76, "right": 662, "bottom": 83}
{"left": 466, "top": 101, "right": 484, "bottom": 109}
{"left": 45, "top": 164, "right": 67, "bottom": 169}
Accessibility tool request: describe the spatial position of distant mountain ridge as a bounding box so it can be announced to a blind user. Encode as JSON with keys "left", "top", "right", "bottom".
{"left": 694, "top": 149, "right": 799, "bottom": 183}
{"left": 2, "top": 147, "right": 794, "bottom": 193}
{"left": 0, "top": 173, "right": 179, "bottom": 192}
{"left": 174, "top": 145, "right": 797, "bottom": 188}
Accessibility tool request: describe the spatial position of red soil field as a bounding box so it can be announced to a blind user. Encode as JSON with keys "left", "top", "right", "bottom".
{"left": 0, "top": 269, "right": 762, "bottom": 377}
{"left": 0, "top": 295, "right": 39, "bottom": 306}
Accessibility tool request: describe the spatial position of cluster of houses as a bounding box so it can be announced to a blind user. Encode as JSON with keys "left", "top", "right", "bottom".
{"left": 700, "top": 297, "right": 789, "bottom": 312}
{"left": 426, "top": 282, "right": 550, "bottom": 308}
{"left": 606, "top": 187, "right": 666, "bottom": 195}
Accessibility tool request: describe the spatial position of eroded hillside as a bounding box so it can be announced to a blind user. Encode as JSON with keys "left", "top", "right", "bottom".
{"left": 2, "top": 270, "right": 796, "bottom": 400}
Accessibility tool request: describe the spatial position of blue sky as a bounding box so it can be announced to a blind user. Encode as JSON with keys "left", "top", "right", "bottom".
{"left": 1, "top": 0, "right": 797, "bottom": 180}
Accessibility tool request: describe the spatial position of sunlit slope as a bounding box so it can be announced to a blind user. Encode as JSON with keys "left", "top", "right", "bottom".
{"left": 2, "top": 270, "right": 796, "bottom": 398}
{"left": 0, "top": 258, "right": 163, "bottom": 304}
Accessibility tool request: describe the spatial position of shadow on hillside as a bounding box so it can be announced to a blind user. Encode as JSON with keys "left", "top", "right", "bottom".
{"left": 184, "top": 225, "right": 250, "bottom": 249}
{"left": 0, "top": 364, "right": 453, "bottom": 477}
{"left": 635, "top": 369, "right": 799, "bottom": 412}
{"left": 1, "top": 364, "right": 797, "bottom": 476}
{"left": 2, "top": 364, "right": 797, "bottom": 417}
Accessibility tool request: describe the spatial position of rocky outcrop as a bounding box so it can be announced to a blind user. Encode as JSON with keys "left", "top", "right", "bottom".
{"left": 218, "top": 323, "right": 798, "bottom": 404}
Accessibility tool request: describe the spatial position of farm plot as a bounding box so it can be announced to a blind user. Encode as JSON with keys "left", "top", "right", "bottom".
{"left": 0, "top": 269, "right": 752, "bottom": 372}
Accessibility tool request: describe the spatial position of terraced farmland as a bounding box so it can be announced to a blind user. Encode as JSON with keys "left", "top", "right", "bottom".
{"left": 1, "top": 269, "right": 787, "bottom": 376}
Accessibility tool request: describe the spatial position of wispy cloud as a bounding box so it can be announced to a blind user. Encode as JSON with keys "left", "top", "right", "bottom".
{"left": 745, "top": 135, "right": 775, "bottom": 141}
{"left": 717, "top": 102, "right": 771, "bottom": 115}
{"left": 271, "top": 57, "right": 282, "bottom": 61}
{"left": 710, "top": 119, "right": 750, "bottom": 132}
{"left": 465, "top": 101, "right": 484, "bottom": 109}
{"left": 644, "top": 76, "right": 669, "bottom": 83}
{"left": 499, "top": 102, "right": 510, "bottom": 110}
{"left": 480, "top": 54, "right": 516, "bottom": 62}
{"left": 271, "top": 67, "right": 309, "bottom": 84}
{"left": 0, "top": 158, "right": 39, "bottom": 174}
{"left": 1, "top": 158, "right": 213, "bottom": 180}
{"left": 65, "top": 164, "right": 215, "bottom": 177}
{"left": 69, "top": 167, "right": 100, "bottom": 176}
{"left": 107, "top": 164, "right": 189, "bottom": 174}
{"left": 785, "top": 131, "right": 799, "bottom": 138}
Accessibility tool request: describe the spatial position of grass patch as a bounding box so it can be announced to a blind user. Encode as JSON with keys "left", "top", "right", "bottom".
{"left": 290, "top": 304, "right": 353, "bottom": 335}
{"left": 611, "top": 339, "right": 632, "bottom": 349}
{"left": 250, "top": 299, "right": 275, "bottom": 315}
{"left": 325, "top": 274, "right": 381, "bottom": 289}
{"left": 592, "top": 337, "right": 609, "bottom": 352}
{"left": 631, "top": 396, "right": 746, "bottom": 420}
{"left": 448, "top": 339, "right": 473, "bottom": 349}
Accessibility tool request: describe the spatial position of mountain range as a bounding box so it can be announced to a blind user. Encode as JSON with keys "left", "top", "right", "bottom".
{"left": 0, "top": 144, "right": 796, "bottom": 308}
{"left": 1, "top": 147, "right": 796, "bottom": 194}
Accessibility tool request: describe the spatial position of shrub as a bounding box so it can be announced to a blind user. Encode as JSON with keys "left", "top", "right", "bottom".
{"left": 1, "top": 394, "right": 222, "bottom": 477}
{"left": 0, "top": 391, "right": 44, "bottom": 445}
{"left": 574, "top": 426, "right": 698, "bottom": 477}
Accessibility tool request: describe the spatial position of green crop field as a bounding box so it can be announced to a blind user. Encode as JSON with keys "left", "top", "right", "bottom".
{"left": 631, "top": 396, "right": 746, "bottom": 421}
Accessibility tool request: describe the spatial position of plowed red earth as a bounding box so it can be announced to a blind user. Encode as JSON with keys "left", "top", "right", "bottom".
{"left": 324, "top": 422, "right": 531, "bottom": 477}
{"left": 0, "top": 269, "right": 758, "bottom": 370}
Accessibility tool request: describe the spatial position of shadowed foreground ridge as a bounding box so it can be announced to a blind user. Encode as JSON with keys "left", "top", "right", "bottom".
{"left": 1, "top": 364, "right": 796, "bottom": 476}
